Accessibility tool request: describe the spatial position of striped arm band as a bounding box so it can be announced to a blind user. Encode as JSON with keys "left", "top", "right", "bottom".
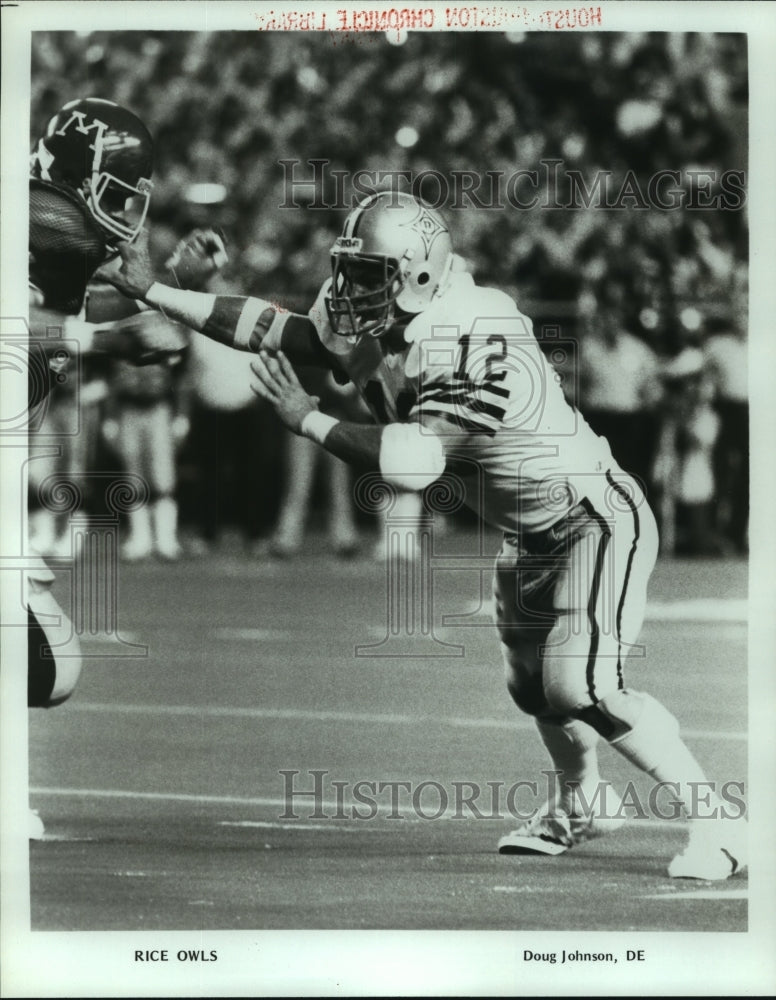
{"left": 145, "top": 284, "right": 280, "bottom": 353}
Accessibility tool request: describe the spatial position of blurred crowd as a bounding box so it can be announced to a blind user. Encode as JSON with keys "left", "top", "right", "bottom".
{"left": 29, "top": 30, "right": 749, "bottom": 559}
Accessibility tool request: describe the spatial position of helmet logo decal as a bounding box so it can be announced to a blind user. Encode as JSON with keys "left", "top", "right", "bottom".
{"left": 32, "top": 140, "right": 55, "bottom": 180}
{"left": 54, "top": 109, "right": 109, "bottom": 140}
{"left": 400, "top": 207, "right": 448, "bottom": 257}
{"left": 54, "top": 110, "right": 109, "bottom": 171}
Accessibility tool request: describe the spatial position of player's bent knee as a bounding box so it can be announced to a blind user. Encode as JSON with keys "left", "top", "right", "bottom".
{"left": 506, "top": 676, "right": 547, "bottom": 718}
{"left": 541, "top": 651, "right": 607, "bottom": 719}
{"left": 542, "top": 674, "right": 594, "bottom": 719}
{"left": 502, "top": 645, "right": 546, "bottom": 717}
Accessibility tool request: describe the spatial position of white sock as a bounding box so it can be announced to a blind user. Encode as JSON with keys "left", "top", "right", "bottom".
{"left": 153, "top": 496, "right": 180, "bottom": 554}
{"left": 608, "top": 693, "right": 724, "bottom": 823}
{"left": 125, "top": 507, "right": 153, "bottom": 553}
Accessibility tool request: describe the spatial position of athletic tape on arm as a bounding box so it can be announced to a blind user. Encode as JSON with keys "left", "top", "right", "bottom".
{"left": 300, "top": 410, "right": 340, "bottom": 445}
{"left": 146, "top": 283, "right": 216, "bottom": 330}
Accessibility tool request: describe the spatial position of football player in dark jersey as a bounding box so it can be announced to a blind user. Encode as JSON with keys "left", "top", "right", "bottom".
{"left": 28, "top": 97, "right": 189, "bottom": 402}
{"left": 25, "top": 98, "right": 215, "bottom": 837}
{"left": 30, "top": 97, "right": 153, "bottom": 308}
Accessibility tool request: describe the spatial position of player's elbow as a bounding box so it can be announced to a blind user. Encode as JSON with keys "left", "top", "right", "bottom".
{"left": 378, "top": 422, "right": 446, "bottom": 492}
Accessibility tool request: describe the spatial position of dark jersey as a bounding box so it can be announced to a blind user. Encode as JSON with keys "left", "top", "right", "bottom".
{"left": 29, "top": 177, "right": 107, "bottom": 315}
{"left": 28, "top": 178, "right": 109, "bottom": 408}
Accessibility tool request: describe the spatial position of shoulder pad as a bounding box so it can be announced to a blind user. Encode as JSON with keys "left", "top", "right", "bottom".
{"left": 29, "top": 178, "right": 106, "bottom": 314}
{"left": 404, "top": 278, "right": 526, "bottom": 381}
{"left": 29, "top": 177, "right": 103, "bottom": 242}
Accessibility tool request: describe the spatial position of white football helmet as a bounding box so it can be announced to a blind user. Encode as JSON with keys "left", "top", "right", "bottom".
{"left": 326, "top": 191, "right": 454, "bottom": 338}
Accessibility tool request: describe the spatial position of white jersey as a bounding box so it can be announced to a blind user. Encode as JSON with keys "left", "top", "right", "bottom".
{"left": 309, "top": 272, "right": 614, "bottom": 533}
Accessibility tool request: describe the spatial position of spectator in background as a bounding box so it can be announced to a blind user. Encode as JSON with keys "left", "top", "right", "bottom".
{"left": 577, "top": 288, "right": 663, "bottom": 500}
{"left": 372, "top": 491, "right": 428, "bottom": 565}
{"left": 652, "top": 348, "right": 722, "bottom": 557}
{"left": 147, "top": 183, "right": 283, "bottom": 553}
{"left": 27, "top": 30, "right": 748, "bottom": 561}
{"left": 28, "top": 341, "right": 110, "bottom": 559}
{"left": 182, "top": 327, "right": 281, "bottom": 554}
{"left": 267, "top": 370, "right": 361, "bottom": 559}
{"left": 704, "top": 318, "right": 748, "bottom": 553}
{"left": 103, "top": 315, "right": 189, "bottom": 561}
{"left": 96, "top": 206, "right": 222, "bottom": 562}
{"left": 29, "top": 31, "right": 748, "bottom": 342}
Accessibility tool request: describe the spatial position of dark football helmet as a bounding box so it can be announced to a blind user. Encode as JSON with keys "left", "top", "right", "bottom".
{"left": 30, "top": 98, "right": 154, "bottom": 244}
{"left": 326, "top": 191, "right": 454, "bottom": 338}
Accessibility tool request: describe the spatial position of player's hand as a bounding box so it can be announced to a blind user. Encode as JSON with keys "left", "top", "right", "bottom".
{"left": 165, "top": 229, "right": 228, "bottom": 290}
{"left": 249, "top": 350, "right": 319, "bottom": 434}
{"left": 94, "top": 312, "right": 189, "bottom": 366}
{"left": 97, "top": 229, "right": 157, "bottom": 300}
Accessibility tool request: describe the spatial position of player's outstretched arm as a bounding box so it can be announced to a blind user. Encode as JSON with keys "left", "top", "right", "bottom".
{"left": 28, "top": 292, "right": 186, "bottom": 367}
{"left": 100, "top": 230, "right": 332, "bottom": 369}
{"left": 250, "top": 351, "right": 447, "bottom": 491}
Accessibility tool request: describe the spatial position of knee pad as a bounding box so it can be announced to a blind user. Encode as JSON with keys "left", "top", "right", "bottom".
{"left": 576, "top": 689, "right": 679, "bottom": 754}
{"left": 600, "top": 691, "right": 681, "bottom": 776}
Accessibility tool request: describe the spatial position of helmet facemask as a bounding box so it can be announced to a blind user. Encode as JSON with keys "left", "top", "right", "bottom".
{"left": 86, "top": 171, "right": 153, "bottom": 245}
{"left": 325, "top": 193, "right": 454, "bottom": 340}
{"left": 31, "top": 98, "right": 154, "bottom": 246}
{"left": 326, "top": 240, "right": 412, "bottom": 338}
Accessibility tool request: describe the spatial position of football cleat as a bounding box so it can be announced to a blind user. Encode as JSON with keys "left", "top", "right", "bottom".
{"left": 498, "top": 785, "right": 626, "bottom": 856}
{"left": 498, "top": 810, "right": 575, "bottom": 856}
{"left": 668, "top": 821, "right": 747, "bottom": 880}
{"left": 566, "top": 784, "right": 627, "bottom": 843}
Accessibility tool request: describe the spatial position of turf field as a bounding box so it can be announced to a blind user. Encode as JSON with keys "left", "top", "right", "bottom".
{"left": 29, "top": 530, "right": 748, "bottom": 934}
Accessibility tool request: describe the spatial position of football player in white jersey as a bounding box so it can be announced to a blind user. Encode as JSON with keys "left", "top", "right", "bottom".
{"left": 104, "top": 192, "right": 746, "bottom": 881}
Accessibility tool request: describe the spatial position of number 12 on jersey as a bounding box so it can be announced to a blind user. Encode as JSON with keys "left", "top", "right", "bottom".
{"left": 453, "top": 333, "right": 509, "bottom": 385}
